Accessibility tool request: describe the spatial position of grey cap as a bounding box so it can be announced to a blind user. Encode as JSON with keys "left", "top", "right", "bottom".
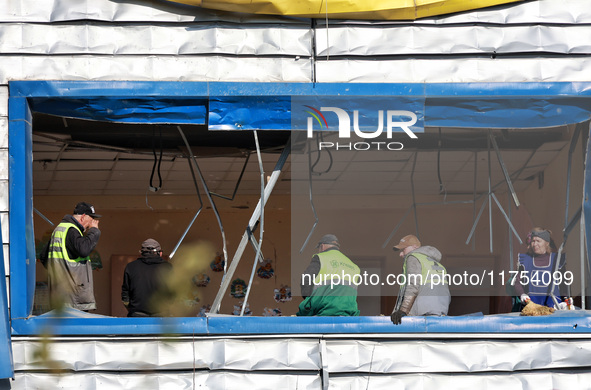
{"left": 317, "top": 234, "right": 340, "bottom": 248}
{"left": 141, "top": 238, "right": 161, "bottom": 253}
{"left": 530, "top": 229, "right": 551, "bottom": 243}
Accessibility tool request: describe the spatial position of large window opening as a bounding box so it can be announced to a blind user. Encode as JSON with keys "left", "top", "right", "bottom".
{"left": 8, "top": 81, "right": 591, "bottom": 335}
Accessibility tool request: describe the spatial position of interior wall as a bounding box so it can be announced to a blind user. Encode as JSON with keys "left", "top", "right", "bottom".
{"left": 33, "top": 194, "right": 296, "bottom": 317}
{"left": 35, "top": 192, "right": 507, "bottom": 317}
{"left": 31, "top": 127, "right": 587, "bottom": 317}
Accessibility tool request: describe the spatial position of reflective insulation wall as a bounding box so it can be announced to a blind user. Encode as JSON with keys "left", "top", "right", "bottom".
{"left": 10, "top": 329, "right": 591, "bottom": 389}
{"left": 3, "top": 0, "right": 591, "bottom": 387}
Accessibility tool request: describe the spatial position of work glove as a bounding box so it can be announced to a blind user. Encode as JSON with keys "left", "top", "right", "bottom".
{"left": 556, "top": 298, "right": 575, "bottom": 310}
{"left": 390, "top": 310, "right": 407, "bottom": 325}
{"left": 520, "top": 294, "right": 531, "bottom": 304}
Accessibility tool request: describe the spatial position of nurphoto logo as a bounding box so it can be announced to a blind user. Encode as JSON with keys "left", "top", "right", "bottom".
{"left": 304, "top": 106, "right": 418, "bottom": 151}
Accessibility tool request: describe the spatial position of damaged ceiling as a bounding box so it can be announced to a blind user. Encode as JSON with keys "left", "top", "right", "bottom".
{"left": 31, "top": 112, "right": 573, "bottom": 198}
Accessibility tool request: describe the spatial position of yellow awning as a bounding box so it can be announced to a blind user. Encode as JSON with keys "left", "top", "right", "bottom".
{"left": 166, "top": 0, "right": 524, "bottom": 20}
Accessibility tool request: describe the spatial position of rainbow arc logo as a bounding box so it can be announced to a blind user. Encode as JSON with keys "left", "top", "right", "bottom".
{"left": 304, "top": 105, "right": 328, "bottom": 129}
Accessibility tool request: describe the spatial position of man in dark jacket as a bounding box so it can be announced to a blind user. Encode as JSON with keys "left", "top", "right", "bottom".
{"left": 121, "top": 238, "right": 172, "bottom": 317}
{"left": 40, "top": 201, "right": 101, "bottom": 311}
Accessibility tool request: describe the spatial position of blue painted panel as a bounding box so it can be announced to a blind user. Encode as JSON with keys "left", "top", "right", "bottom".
{"left": 24, "top": 103, "right": 35, "bottom": 318}
{"left": 10, "top": 81, "right": 591, "bottom": 99}
{"left": 584, "top": 129, "right": 591, "bottom": 290}
{"left": 11, "top": 309, "right": 208, "bottom": 336}
{"left": 0, "top": 210, "right": 14, "bottom": 379}
{"left": 424, "top": 82, "right": 591, "bottom": 97}
{"left": 9, "top": 80, "right": 211, "bottom": 98}
{"left": 207, "top": 82, "right": 422, "bottom": 97}
{"left": 8, "top": 96, "right": 35, "bottom": 320}
{"left": 10, "top": 311, "right": 591, "bottom": 336}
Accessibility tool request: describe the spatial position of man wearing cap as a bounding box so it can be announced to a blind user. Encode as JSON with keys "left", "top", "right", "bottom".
{"left": 121, "top": 238, "right": 172, "bottom": 317}
{"left": 297, "top": 234, "right": 361, "bottom": 316}
{"left": 390, "top": 234, "right": 450, "bottom": 325}
{"left": 40, "top": 202, "right": 102, "bottom": 311}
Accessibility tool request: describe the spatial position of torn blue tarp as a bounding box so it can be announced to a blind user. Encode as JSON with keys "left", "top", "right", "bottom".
{"left": 29, "top": 98, "right": 207, "bottom": 124}
{"left": 208, "top": 96, "right": 292, "bottom": 130}
{"left": 425, "top": 97, "right": 591, "bottom": 128}
{"left": 211, "top": 96, "right": 591, "bottom": 131}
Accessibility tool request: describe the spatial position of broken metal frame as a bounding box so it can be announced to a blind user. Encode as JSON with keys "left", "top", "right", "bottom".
{"left": 33, "top": 208, "right": 54, "bottom": 227}
{"left": 209, "top": 153, "right": 251, "bottom": 201}
{"left": 169, "top": 151, "right": 205, "bottom": 259}
{"left": 551, "top": 124, "right": 584, "bottom": 309}
{"left": 240, "top": 131, "right": 266, "bottom": 316}
{"left": 177, "top": 126, "right": 229, "bottom": 270}
{"left": 465, "top": 130, "right": 523, "bottom": 252}
{"left": 209, "top": 139, "right": 291, "bottom": 315}
{"left": 383, "top": 130, "right": 523, "bottom": 250}
{"left": 552, "top": 206, "right": 582, "bottom": 308}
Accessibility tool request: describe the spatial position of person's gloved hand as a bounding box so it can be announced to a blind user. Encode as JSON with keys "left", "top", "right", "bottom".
{"left": 390, "top": 310, "right": 407, "bottom": 325}
{"left": 520, "top": 294, "right": 531, "bottom": 304}
{"left": 556, "top": 302, "right": 568, "bottom": 310}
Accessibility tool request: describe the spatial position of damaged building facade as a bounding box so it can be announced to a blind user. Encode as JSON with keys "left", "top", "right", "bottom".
{"left": 1, "top": 0, "right": 591, "bottom": 388}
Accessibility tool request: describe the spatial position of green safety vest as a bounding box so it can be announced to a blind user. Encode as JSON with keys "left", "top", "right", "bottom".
{"left": 48, "top": 222, "right": 89, "bottom": 264}
{"left": 402, "top": 252, "right": 448, "bottom": 287}
{"left": 297, "top": 249, "right": 360, "bottom": 316}
{"left": 313, "top": 250, "right": 361, "bottom": 290}
{"left": 47, "top": 221, "right": 96, "bottom": 310}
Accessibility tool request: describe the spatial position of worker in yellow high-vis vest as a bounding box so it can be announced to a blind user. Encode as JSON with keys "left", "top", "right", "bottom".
{"left": 297, "top": 234, "right": 360, "bottom": 316}
{"left": 390, "top": 234, "right": 450, "bottom": 325}
{"left": 40, "top": 202, "right": 102, "bottom": 311}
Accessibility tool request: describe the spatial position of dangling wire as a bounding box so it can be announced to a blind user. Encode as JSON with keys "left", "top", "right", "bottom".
{"left": 300, "top": 139, "right": 320, "bottom": 253}
{"left": 149, "top": 126, "right": 163, "bottom": 192}
{"left": 311, "top": 131, "right": 333, "bottom": 175}
{"left": 300, "top": 132, "right": 334, "bottom": 252}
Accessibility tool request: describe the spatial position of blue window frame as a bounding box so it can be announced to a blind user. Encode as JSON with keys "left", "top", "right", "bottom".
{"left": 7, "top": 81, "right": 591, "bottom": 336}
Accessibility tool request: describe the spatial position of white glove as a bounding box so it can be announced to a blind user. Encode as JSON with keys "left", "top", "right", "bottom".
{"left": 556, "top": 302, "right": 568, "bottom": 310}
{"left": 520, "top": 294, "right": 531, "bottom": 304}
